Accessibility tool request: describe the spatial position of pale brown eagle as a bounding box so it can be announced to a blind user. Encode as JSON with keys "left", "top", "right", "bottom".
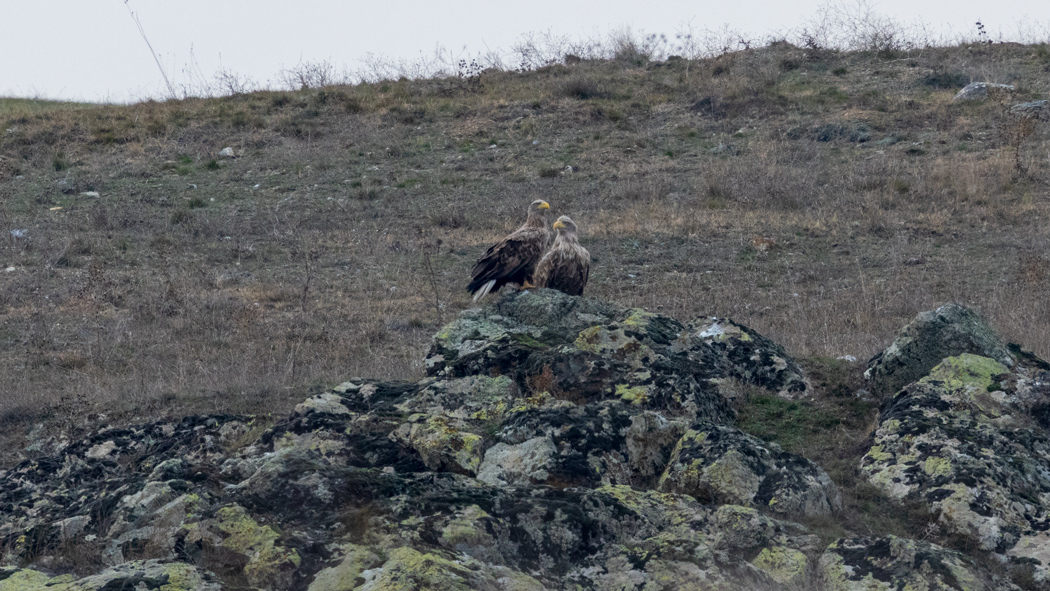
{"left": 534, "top": 215, "right": 590, "bottom": 296}
{"left": 468, "top": 199, "right": 551, "bottom": 302}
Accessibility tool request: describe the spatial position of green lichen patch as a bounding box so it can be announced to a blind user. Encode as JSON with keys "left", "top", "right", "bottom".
{"left": 751, "top": 545, "right": 808, "bottom": 585}
{"left": 659, "top": 424, "right": 841, "bottom": 518}
{"left": 394, "top": 416, "right": 485, "bottom": 475}
{"left": 439, "top": 504, "right": 498, "bottom": 557}
{"left": 0, "top": 569, "right": 54, "bottom": 591}
{"left": 363, "top": 547, "right": 475, "bottom": 590}
{"left": 214, "top": 504, "right": 300, "bottom": 588}
{"left": 615, "top": 383, "right": 649, "bottom": 405}
{"left": 573, "top": 326, "right": 655, "bottom": 366}
{"left": 922, "top": 354, "right": 1009, "bottom": 394}
{"left": 307, "top": 544, "right": 384, "bottom": 591}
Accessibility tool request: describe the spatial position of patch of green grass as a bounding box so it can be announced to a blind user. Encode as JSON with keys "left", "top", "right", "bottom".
{"left": 736, "top": 394, "right": 844, "bottom": 452}
{"left": 0, "top": 98, "right": 95, "bottom": 117}
{"left": 52, "top": 152, "right": 69, "bottom": 171}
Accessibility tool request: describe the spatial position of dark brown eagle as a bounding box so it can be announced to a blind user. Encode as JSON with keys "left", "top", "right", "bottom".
{"left": 534, "top": 215, "right": 590, "bottom": 296}
{"left": 468, "top": 199, "right": 551, "bottom": 302}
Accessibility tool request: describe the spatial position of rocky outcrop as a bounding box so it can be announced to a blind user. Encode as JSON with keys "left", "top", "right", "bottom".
{"left": 865, "top": 302, "right": 1014, "bottom": 396}
{"left": 658, "top": 424, "right": 841, "bottom": 517}
{"left": 0, "top": 292, "right": 1027, "bottom": 589}
{"left": 862, "top": 304, "right": 1050, "bottom": 581}
{"left": 0, "top": 560, "right": 223, "bottom": 590}
{"left": 953, "top": 81, "right": 1015, "bottom": 101}
{"left": 819, "top": 536, "right": 1019, "bottom": 591}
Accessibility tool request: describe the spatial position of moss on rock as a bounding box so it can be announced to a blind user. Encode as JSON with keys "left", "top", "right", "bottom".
{"left": 214, "top": 504, "right": 300, "bottom": 588}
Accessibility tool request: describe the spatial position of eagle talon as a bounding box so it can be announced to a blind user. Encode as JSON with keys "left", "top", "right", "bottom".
{"left": 520, "top": 281, "right": 536, "bottom": 290}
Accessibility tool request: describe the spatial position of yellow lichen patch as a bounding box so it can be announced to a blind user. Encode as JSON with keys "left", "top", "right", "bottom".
{"left": 573, "top": 326, "right": 655, "bottom": 366}
{"left": 922, "top": 456, "right": 952, "bottom": 478}
{"left": 440, "top": 505, "right": 497, "bottom": 552}
{"left": 922, "top": 354, "right": 1008, "bottom": 394}
{"left": 398, "top": 416, "right": 485, "bottom": 475}
{"left": 880, "top": 419, "right": 901, "bottom": 435}
{"left": 365, "top": 547, "right": 475, "bottom": 591}
{"left": 616, "top": 383, "right": 649, "bottom": 405}
{"left": 703, "top": 450, "right": 761, "bottom": 504}
{"left": 752, "top": 546, "right": 808, "bottom": 585}
{"left": 622, "top": 308, "right": 656, "bottom": 328}
{"left": 865, "top": 444, "right": 893, "bottom": 462}
{"left": 157, "top": 562, "right": 217, "bottom": 591}
{"left": 0, "top": 569, "right": 55, "bottom": 591}
{"left": 307, "top": 544, "right": 384, "bottom": 591}
{"left": 215, "top": 504, "right": 301, "bottom": 588}
{"left": 574, "top": 325, "right": 607, "bottom": 352}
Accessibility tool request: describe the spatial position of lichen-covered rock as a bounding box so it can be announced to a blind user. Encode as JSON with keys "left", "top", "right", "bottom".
{"left": 865, "top": 303, "right": 1014, "bottom": 396}
{"left": 392, "top": 415, "right": 485, "bottom": 475}
{"left": 684, "top": 317, "right": 810, "bottom": 397}
{"left": 953, "top": 81, "right": 1015, "bottom": 101}
{"left": 366, "top": 475, "right": 821, "bottom": 590}
{"left": 658, "top": 424, "right": 841, "bottom": 518}
{"left": 485, "top": 401, "right": 679, "bottom": 488}
{"left": 862, "top": 352, "right": 1050, "bottom": 575}
{"left": 8, "top": 294, "right": 1022, "bottom": 590}
{"left": 0, "top": 560, "right": 224, "bottom": 590}
{"left": 426, "top": 289, "right": 812, "bottom": 425}
{"left": 0, "top": 415, "right": 245, "bottom": 566}
{"left": 262, "top": 379, "right": 427, "bottom": 472}
{"left": 205, "top": 504, "right": 300, "bottom": 589}
{"left": 659, "top": 426, "right": 839, "bottom": 518}
{"left": 819, "top": 536, "right": 1019, "bottom": 590}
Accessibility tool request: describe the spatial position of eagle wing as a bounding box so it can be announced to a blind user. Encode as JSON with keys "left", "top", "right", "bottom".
{"left": 468, "top": 226, "right": 550, "bottom": 297}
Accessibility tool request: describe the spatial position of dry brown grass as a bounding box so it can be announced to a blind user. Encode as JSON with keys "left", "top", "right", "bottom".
{"left": 1, "top": 41, "right": 1049, "bottom": 463}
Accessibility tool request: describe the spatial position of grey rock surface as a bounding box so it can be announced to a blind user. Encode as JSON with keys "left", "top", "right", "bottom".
{"left": 953, "top": 81, "right": 1015, "bottom": 101}
{"left": 865, "top": 302, "right": 1013, "bottom": 396}
{"left": 0, "top": 293, "right": 1028, "bottom": 590}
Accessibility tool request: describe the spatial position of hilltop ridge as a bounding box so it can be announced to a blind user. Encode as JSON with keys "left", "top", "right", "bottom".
{"left": 0, "top": 41, "right": 1048, "bottom": 460}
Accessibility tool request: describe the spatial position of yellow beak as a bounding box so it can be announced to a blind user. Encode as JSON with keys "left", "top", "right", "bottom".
{"left": 538, "top": 201, "right": 550, "bottom": 210}
{"left": 552, "top": 220, "right": 566, "bottom": 230}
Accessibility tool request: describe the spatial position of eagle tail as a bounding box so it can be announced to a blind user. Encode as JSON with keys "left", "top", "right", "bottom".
{"left": 472, "top": 279, "right": 497, "bottom": 302}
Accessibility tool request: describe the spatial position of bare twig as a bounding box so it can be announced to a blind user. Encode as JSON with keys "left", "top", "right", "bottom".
{"left": 124, "top": 1, "right": 176, "bottom": 99}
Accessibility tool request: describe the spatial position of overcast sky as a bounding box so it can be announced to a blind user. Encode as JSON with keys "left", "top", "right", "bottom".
{"left": 2, "top": 1, "right": 1046, "bottom": 104}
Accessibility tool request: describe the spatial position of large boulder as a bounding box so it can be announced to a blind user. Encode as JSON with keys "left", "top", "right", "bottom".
{"left": 865, "top": 303, "right": 1013, "bottom": 396}
{"left": 862, "top": 350, "right": 1050, "bottom": 577}
{"left": 953, "top": 81, "right": 1015, "bottom": 102}
{"left": 0, "top": 560, "right": 224, "bottom": 591}
{"left": 658, "top": 424, "right": 842, "bottom": 518}
{"left": 819, "top": 536, "right": 1019, "bottom": 590}
{"left": 5, "top": 292, "right": 1024, "bottom": 589}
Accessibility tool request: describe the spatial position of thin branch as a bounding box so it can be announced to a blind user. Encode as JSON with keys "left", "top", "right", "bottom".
{"left": 125, "top": 0, "right": 176, "bottom": 99}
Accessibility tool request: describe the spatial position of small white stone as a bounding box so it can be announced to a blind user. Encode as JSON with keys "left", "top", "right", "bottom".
{"left": 80, "top": 191, "right": 100, "bottom": 198}
{"left": 218, "top": 147, "right": 235, "bottom": 157}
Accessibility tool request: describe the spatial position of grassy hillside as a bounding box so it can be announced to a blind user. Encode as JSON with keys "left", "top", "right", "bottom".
{"left": 1, "top": 41, "right": 1049, "bottom": 457}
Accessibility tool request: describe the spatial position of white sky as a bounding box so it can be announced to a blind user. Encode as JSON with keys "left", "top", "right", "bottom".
{"left": 1, "top": 1, "right": 1046, "bottom": 104}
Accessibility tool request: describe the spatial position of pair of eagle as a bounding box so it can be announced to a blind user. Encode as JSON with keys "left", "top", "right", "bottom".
{"left": 468, "top": 200, "right": 590, "bottom": 301}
